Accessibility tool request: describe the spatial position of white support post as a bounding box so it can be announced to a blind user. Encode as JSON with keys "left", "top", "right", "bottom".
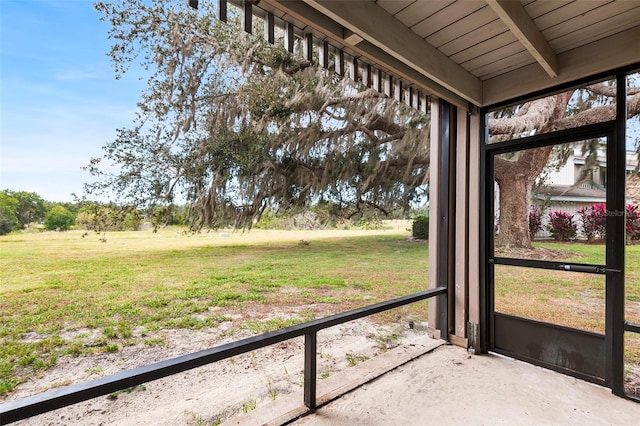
{"left": 384, "top": 74, "right": 392, "bottom": 97}
{"left": 372, "top": 68, "right": 381, "bottom": 92}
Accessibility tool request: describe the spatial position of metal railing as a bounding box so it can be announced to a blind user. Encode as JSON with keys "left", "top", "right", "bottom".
{"left": 0, "top": 287, "right": 447, "bottom": 424}
{"left": 625, "top": 321, "right": 640, "bottom": 334}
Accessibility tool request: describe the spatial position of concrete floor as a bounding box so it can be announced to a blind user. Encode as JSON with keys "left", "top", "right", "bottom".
{"left": 233, "top": 337, "right": 640, "bottom": 426}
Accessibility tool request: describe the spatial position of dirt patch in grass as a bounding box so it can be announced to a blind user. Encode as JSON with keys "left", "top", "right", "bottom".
{"left": 4, "top": 315, "right": 423, "bottom": 426}
{"left": 495, "top": 246, "right": 581, "bottom": 261}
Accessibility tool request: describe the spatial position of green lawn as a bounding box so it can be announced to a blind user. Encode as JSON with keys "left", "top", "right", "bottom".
{"left": 0, "top": 228, "right": 428, "bottom": 395}
{"left": 1, "top": 230, "right": 639, "bottom": 396}
{"left": 495, "top": 241, "right": 640, "bottom": 368}
{"left": 495, "top": 241, "right": 640, "bottom": 324}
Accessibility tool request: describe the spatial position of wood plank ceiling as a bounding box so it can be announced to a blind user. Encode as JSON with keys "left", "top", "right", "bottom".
{"left": 254, "top": 0, "right": 640, "bottom": 108}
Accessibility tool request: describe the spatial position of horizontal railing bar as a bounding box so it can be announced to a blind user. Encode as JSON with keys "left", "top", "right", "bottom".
{"left": 491, "top": 257, "right": 612, "bottom": 274}
{"left": 625, "top": 321, "right": 640, "bottom": 334}
{"left": 0, "top": 287, "right": 446, "bottom": 423}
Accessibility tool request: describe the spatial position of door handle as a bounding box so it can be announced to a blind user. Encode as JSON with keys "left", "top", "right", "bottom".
{"left": 558, "top": 264, "right": 621, "bottom": 274}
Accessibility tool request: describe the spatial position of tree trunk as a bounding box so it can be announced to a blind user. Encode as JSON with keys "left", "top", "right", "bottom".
{"left": 494, "top": 159, "right": 536, "bottom": 248}
{"left": 495, "top": 179, "right": 531, "bottom": 248}
{"left": 494, "top": 146, "right": 554, "bottom": 248}
{"left": 492, "top": 92, "right": 572, "bottom": 248}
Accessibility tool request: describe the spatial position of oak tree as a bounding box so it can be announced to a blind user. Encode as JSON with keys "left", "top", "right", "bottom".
{"left": 87, "top": 0, "right": 430, "bottom": 229}
{"left": 90, "top": 0, "right": 640, "bottom": 247}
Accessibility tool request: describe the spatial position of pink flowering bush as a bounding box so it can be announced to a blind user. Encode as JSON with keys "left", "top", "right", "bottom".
{"left": 627, "top": 204, "right": 640, "bottom": 241}
{"left": 528, "top": 206, "right": 544, "bottom": 241}
{"left": 575, "top": 203, "right": 640, "bottom": 243}
{"left": 546, "top": 211, "right": 577, "bottom": 241}
{"left": 577, "top": 203, "right": 607, "bottom": 241}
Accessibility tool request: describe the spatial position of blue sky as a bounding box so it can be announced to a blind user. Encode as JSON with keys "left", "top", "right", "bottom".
{"left": 1, "top": 2, "right": 638, "bottom": 203}
{"left": 1, "top": 0, "right": 146, "bottom": 202}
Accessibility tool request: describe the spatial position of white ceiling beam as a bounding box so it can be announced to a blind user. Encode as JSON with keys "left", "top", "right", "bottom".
{"left": 486, "top": 0, "right": 558, "bottom": 78}
{"left": 483, "top": 26, "right": 640, "bottom": 106}
{"left": 301, "top": 0, "right": 482, "bottom": 105}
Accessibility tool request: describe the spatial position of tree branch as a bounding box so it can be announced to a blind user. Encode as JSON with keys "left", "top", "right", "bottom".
{"left": 547, "top": 92, "right": 640, "bottom": 132}
{"left": 587, "top": 83, "right": 640, "bottom": 97}
{"left": 488, "top": 97, "right": 557, "bottom": 136}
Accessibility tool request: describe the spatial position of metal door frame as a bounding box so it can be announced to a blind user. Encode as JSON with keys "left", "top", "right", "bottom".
{"left": 479, "top": 70, "right": 630, "bottom": 395}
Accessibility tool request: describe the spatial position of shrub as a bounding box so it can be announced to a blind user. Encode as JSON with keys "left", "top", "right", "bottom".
{"left": 123, "top": 210, "right": 142, "bottom": 231}
{"left": 577, "top": 203, "right": 607, "bottom": 241}
{"left": 149, "top": 204, "right": 185, "bottom": 229}
{"left": 528, "top": 206, "right": 544, "bottom": 241}
{"left": 0, "top": 212, "right": 13, "bottom": 235}
{"left": 0, "top": 192, "right": 20, "bottom": 232}
{"left": 76, "top": 203, "right": 141, "bottom": 232}
{"left": 412, "top": 215, "right": 429, "bottom": 239}
{"left": 280, "top": 211, "right": 321, "bottom": 230}
{"left": 546, "top": 211, "right": 577, "bottom": 241}
{"left": 44, "top": 206, "right": 75, "bottom": 231}
{"left": 573, "top": 203, "right": 640, "bottom": 243}
{"left": 355, "top": 213, "right": 383, "bottom": 230}
{"left": 253, "top": 208, "right": 282, "bottom": 229}
{"left": 627, "top": 204, "right": 640, "bottom": 241}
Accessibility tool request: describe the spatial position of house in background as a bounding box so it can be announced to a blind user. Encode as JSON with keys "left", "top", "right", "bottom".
{"left": 533, "top": 149, "right": 639, "bottom": 238}
{"left": 628, "top": 170, "right": 640, "bottom": 206}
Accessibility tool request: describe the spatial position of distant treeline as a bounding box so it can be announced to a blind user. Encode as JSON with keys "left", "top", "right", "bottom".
{"left": 1, "top": 189, "right": 428, "bottom": 235}
{"left": 0, "top": 189, "right": 187, "bottom": 235}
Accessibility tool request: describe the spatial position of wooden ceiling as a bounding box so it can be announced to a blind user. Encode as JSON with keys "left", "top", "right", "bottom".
{"left": 257, "top": 0, "right": 640, "bottom": 108}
